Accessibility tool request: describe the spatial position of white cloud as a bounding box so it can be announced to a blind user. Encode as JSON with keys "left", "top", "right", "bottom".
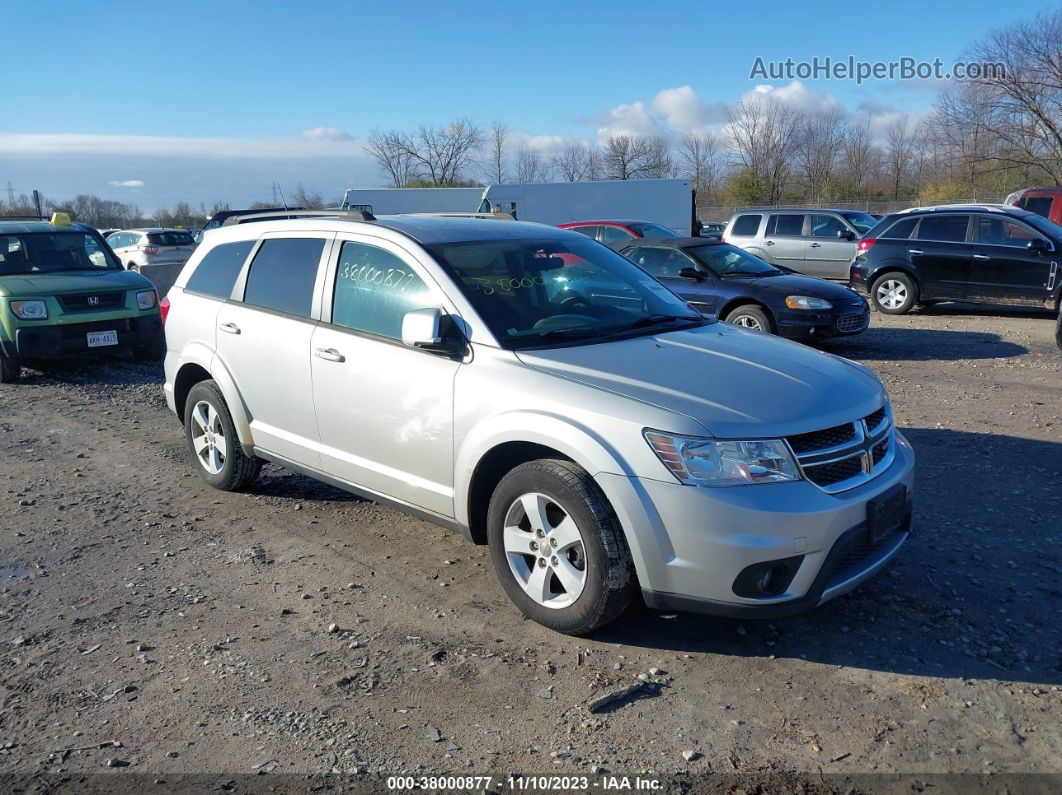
{"left": 0, "top": 132, "right": 364, "bottom": 159}
{"left": 743, "top": 80, "right": 841, "bottom": 113}
{"left": 108, "top": 179, "right": 144, "bottom": 188}
{"left": 650, "top": 86, "right": 725, "bottom": 131}
{"left": 301, "top": 126, "right": 354, "bottom": 141}
{"left": 595, "top": 101, "right": 659, "bottom": 143}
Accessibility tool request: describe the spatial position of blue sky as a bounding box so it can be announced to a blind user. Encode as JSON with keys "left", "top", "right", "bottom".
{"left": 0, "top": 0, "right": 1054, "bottom": 209}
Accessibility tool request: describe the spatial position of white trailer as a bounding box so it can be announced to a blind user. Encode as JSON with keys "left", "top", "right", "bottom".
{"left": 341, "top": 179, "right": 696, "bottom": 235}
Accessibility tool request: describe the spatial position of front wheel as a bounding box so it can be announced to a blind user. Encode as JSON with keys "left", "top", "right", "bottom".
{"left": 871, "top": 272, "right": 918, "bottom": 314}
{"left": 183, "top": 380, "right": 261, "bottom": 491}
{"left": 725, "top": 304, "right": 773, "bottom": 333}
{"left": 0, "top": 352, "right": 21, "bottom": 383}
{"left": 487, "top": 459, "right": 635, "bottom": 635}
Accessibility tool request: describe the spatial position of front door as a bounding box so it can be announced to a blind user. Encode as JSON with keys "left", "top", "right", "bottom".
{"left": 908, "top": 214, "right": 972, "bottom": 299}
{"left": 969, "top": 216, "right": 1055, "bottom": 305}
{"left": 627, "top": 246, "right": 717, "bottom": 315}
{"left": 763, "top": 213, "right": 808, "bottom": 272}
{"left": 310, "top": 236, "right": 462, "bottom": 516}
{"left": 806, "top": 214, "right": 857, "bottom": 279}
{"left": 215, "top": 234, "right": 332, "bottom": 467}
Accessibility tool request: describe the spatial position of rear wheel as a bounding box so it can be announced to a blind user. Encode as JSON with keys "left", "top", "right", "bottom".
{"left": 183, "top": 380, "right": 261, "bottom": 491}
{"left": 487, "top": 459, "right": 634, "bottom": 635}
{"left": 871, "top": 272, "right": 917, "bottom": 314}
{"left": 0, "top": 352, "right": 21, "bottom": 383}
{"left": 725, "top": 304, "right": 773, "bottom": 333}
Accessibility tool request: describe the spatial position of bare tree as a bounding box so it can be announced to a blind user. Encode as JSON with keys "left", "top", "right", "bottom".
{"left": 727, "top": 97, "right": 804, "bottom": 203}
{"left": 484, "top": 121, "right": 509, "bottom": 184}
{"left": 795, "top": 108, "right": 846, "bottom": 202}
{"left": 602, "top": 135, "right": 670, "bottom": 180}
{"left": 290, "top": 183, "right": 325, "bottom": 209}
{"left": 514, "top": 145, "right": 549, "bottom": 183}
{"left": 838, "top": 117, "right": 881, "bottom": 196}
{"left": 884, "top": 120, "right": 916, "bottom": 199}
{"left": 678, "top": 131, "right": 724, "bottom": 198}
{"left": 552, "top": 143, "right": 588, "bottom": 182}
{"left": 397, "top": 119, "right": 483, "bottom": 187}
{"left": 365, "top": 128, "right": 419, "bottom": 187}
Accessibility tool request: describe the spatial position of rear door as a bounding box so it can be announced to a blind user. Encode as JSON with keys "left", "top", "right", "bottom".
{"left": 762, "top": 213, "right": 808, "bottom": 271}
{"left": 908, "top": 214, "right": 972, "bottom": 299}
{"left": 969, "top": 215, "right": 1054, "bottom": 305}
{"left": 806, "top": 213, "right": 857, "bottom": 278}
{"left": 215, "top": 233, "right": 333, "bottom": 467}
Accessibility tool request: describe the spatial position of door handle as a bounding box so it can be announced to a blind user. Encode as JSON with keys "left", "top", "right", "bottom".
{"left": 765, "top": 240, "right": 774, "bottom": 246}
{"left": 972, "top": 254, "right": 991, "bottom": 261}
{"left": 219, "top": 322, "right": 241, "bottom": 335}
{"left": 907, "top": 249, "right": 924, "bottom": 255}
{"left": 314, "top": 347, "right": 345, "bottom": 363}
{"left": 809, "top": 242, "right": 821, "bottom": 248}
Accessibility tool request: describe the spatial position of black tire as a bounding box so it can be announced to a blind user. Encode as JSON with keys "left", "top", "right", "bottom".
{"left": 870, "top": 272, "right": 918, "bottom": 315}
{"left": 127, "top": 263, "right": 140, "bottom": 272}
{"left": 183, "top": 380, "right": 261, "bottom": 491}
{"left": 1055, "top": 310, "right": 1062, "bottom": 351}
{"left": 724, "top": 303, "right": 773, "bottom": 333}
{"left": 0, "top": 352, "right": 21, "bottom": 383}
{"left": 132, "top": 338, "right": 165, "bottom": 363}
{"left": 487, "top": 459, "right": 635, "bottom": 635}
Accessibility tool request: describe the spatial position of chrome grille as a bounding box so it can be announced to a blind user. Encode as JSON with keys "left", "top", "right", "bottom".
{"left": 786, "top": 405, "right": 894, "bottom": 494}
{"left": 836, "top": 312, "right": 870, "bottom": 333}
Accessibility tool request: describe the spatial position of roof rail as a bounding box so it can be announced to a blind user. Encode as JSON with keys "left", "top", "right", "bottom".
{"left": 221, "top": 209, "right": 376, "bottom": 226}
{"left": 402, "top": 211, "right": 516, "bottom": 221}
{"left": 0, "top": 214, "right": 48, "bottom": 221}
{"left": 897, "top": 203, "right": 1007, "bottom": 214}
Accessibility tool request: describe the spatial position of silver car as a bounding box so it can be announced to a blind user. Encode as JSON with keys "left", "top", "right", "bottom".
{"left": 723, "top": 209, "right": 878, "bottom": 278}
{"left": 162, "top": 214, "right": 914, "bottom": 634}
{"left": 107, "top": 228, "right": 196, "bottom": 272}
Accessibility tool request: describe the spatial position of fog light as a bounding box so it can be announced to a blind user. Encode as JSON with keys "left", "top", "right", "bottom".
{"left": 756, "top": 566, "right": 788, "bottom": 595}
{"left": 732, "top": 555, "right": 803, "bottom": 599}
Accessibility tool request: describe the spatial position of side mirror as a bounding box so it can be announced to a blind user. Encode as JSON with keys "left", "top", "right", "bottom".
{"left": 401, "top": 308, "right": 445, "bottom": 349}
{"left": 836, "top": 229, "right": 855, "bottom": 240}
{"left": 1028, "top": 238, "right": 1050, "bottom": 254}
{"left": 679, "top": 266, "right": 704, "bottom": 281}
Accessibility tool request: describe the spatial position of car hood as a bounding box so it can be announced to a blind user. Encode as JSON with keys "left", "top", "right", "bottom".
{"left": 0, "top": 269, "right": 152, "bottom": 297}
{"left": 733, "top": 273, "right": 866, "bottom": 305}
{"left": 516, "top": 323, "right": 885, "bottom": 438}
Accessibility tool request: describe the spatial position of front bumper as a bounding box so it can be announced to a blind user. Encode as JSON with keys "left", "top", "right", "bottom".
{"left": 4, "top": 315, "right": 163, "bottom": 359}
{"left": 596, "top": 431, "right": 915, "bottom": 618}
{"left": 776, "top": 307, "right": 870, "bottom": 340}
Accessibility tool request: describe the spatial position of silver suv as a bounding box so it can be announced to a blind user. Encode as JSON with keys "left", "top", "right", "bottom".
{"left": 723, "top": 209, "right": 878, "bottom": 278}
{"left": 162, "top": 213, "right": 914, "bottom": 634}
{"left": 107, "top": 228, "right": 196, "bottom": 272}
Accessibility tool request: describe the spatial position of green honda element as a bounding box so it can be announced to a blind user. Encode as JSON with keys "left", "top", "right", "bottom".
{"left": 0, "top": 216, "right": 165, "bottom": 383}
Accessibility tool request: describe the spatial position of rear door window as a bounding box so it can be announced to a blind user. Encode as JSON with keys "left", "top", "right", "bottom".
{"left": 917, "top": 215, "right": 970, "bottom": 243}
{"left": 242, "top": 238, "right": 326, "bottom": 318}
{"left": 730, "top": 214, "right": 761, "bottom": 236}
{"left": 186, "top": 240, "right": 256, "bottom": 299}
{"left": 771, "top": 214, "right": 805, "bottom": 236}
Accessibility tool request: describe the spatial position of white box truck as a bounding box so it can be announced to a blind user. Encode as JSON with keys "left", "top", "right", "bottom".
{"left": 340, "top": 179, "right": 696, "bottom": 235}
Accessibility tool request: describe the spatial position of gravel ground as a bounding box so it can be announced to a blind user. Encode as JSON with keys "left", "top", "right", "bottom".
{"left": 0, "top": 305, "right": 1060, "bottom": 793}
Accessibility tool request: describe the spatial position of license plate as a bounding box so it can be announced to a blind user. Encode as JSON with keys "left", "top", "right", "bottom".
{"left": 87, "top": 330, "right": 118, "bottom": 348}
{"left": 867, "top": 484, "right": 907, "bottom": 543}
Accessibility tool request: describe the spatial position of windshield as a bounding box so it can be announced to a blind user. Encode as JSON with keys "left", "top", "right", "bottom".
{"left": 688, "top": 244, "right": 780, "bottom": 276}
{"left": 0, "top": 231, "right": 120, "bottom": 275}
{"left": 841, "top": 212, "right": 877, "bottom": 234}
{"left": 427, "top": 236, "right": 707, "bottom": 349}
{"left": 627, "top": 222, "right": 680, "bottom": 238}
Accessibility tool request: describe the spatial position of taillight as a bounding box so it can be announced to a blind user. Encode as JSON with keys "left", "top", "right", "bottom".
{"left": 855, "top": 238, "right": 877, "bottom": 257}
{"left": 142, "top": 246, "right": 159, "bottom": 255}
{"left": 719, "top": 236, "right": 726, "bottom": 243}
{"left": 160, "top": 296, "right": 171, "bottom": 325}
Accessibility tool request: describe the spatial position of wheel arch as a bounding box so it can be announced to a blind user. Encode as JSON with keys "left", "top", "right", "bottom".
{"left": 172, "top": 349, "right": 254, "bottom": 446}
{"left": 718, "top": 298, "right": 776, "bottom": 332}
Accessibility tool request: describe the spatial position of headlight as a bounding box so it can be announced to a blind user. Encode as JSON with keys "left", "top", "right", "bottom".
{"left": 785, "top": 295, "right": 832, "bottom": 310}
{"left": 136, "top": 290, "right": 157, "bottom": 310}
{"left": 10, "top": 299, "right": 47, "bottom": 320}
{"left": 645, "top": 431, "right": 800, "bottom": 486}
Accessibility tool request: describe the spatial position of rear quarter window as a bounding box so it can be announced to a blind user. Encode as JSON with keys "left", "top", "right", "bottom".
{"left": 879, "top": 217, "right": 919, "bottom": 239}
{"left": 730, "top": 214, "right": 762, "bottom": 236}
{"left": 185, "top": 240, "right": 256, "bottom": 299}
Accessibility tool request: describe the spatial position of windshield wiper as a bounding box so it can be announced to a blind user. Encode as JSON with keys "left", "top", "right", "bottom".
{"left": 613, "top": 313, "right": 703, "bottom": 331}
{"left": 535, "top": 326, "right": 605, "bottom": 340}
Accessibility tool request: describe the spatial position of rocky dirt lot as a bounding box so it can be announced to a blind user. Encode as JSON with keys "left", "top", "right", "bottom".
{"left": 0, "top": 306, "right": 1060, "bottom": 793}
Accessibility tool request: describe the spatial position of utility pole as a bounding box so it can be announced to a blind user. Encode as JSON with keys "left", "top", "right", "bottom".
{"left": 272, "top": 182, "right": 278, "bottom": 205}
{"left": 6, "top": 182, "right": 14, "bottom": 208}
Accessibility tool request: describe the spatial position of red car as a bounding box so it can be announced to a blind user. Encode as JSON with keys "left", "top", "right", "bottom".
{"left": 559, "top": 220, "right": 680, "bottom": 248}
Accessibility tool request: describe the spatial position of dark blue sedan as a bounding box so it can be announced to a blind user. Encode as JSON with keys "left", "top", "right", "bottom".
{"left": 620, "top": 238, "right": 870, "bottom": 341}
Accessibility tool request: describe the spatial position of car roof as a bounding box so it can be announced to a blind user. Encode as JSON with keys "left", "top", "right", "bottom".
{"left": 201, "top": 214, "right": 578, "bottom": 246}
{"left": 0, "top": 220, "right": 95, "bottom": 234}
{"left": 731, "top": 207, "right": 872, "bottom": 215}
{"left": 620, "top": 236, "right": 725, "bottom": 250}
{"left": 559, "top": 219, "right": 662, "bottom": 226}
{"left": 119, "top": 227, "right": 194, "bottom": 233}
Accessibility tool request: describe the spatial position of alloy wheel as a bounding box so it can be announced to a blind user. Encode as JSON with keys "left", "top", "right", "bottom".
{"left": 732, "top": 315, "right": 763, "bottom": 330}
{"left": 876, "top": 279, "right": 908, "bottom": 310}
{"left": 190, "top": 400, "right": 227, "bottom": 475}
{"left": 502, "top": 492, "right": 587, "bottom": 609}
